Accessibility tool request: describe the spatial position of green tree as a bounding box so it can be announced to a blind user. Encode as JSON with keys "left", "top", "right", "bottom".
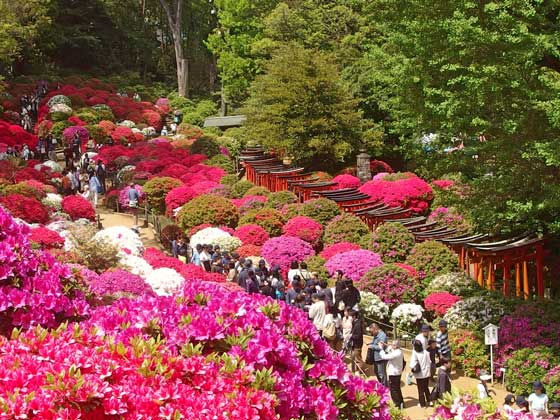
{"left": 243, "top": 44, "right": 376, "bottom": 170}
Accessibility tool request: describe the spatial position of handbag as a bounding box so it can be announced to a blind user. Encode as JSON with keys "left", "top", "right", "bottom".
{"left": 323, "top": 319, "right": 336, "bottom": 340}
{"left": 365, "top": 347, "right": 375, "bottom": 365}
{"left": 429, "top": 385, "right": 439, "bottom": 402}
{"left": 412, "top": 363, "right": 421, "bottom": 374}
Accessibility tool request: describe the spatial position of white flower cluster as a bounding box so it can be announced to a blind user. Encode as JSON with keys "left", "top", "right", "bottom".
{"left": 119, "top": 120, "right": 136, "bottom": 128}
{"left": 120, "top": 254, "right": 154, "bottom": 278}
{"left": 42, "top": 193, "right": 63, "bottom": 211}
{"left": 189, "top": 227, "right": 230, "bottom": 248}
{"left": 360, "top": 292, "right": 389, "bottom": 320}
{"left": 47, "top": 94, "right": 71, "bottom": 108}
{"left": 36, "top": 160, "right": 62, "bottom": 173}
{"left": 94, "top": 226, "right": 144, "bottom": 257}
{"left": 213, "top": 235, "right": 242, "bottom": 253}
{"left": 443, "top": 296, "right": 506, "bottom": 330}
{"left": 50, "top": 103, "right": 72, "bottom": 115}
{"left": 145, "top": 268, "right": 184, "bottom": 296}
{"left": 142, "top": 127, "right": 156, "bottom": 137}
{"left": 391, "top": 303, "right": 424, "bottom": 332}
{"left": 426, "top": 272, "right": 480, "bottom": 297}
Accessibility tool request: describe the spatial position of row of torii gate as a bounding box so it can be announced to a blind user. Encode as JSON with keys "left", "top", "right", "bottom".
{"left": 240, "top": 148, "right": 547, "bottom": 300}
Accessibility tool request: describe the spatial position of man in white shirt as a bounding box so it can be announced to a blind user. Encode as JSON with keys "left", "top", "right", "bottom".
{"left": 308, "top": 293, "right": 327, "bottom": 335}
{"left": 415, "top": 324, "right": 431, "bottom": 350}
{"left": 379, "top": 340, "right": 405, "bottom": 409}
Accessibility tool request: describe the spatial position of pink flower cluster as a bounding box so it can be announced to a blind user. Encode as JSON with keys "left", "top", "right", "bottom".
{"left": 325, "top": 250, "right": 383, "bottom": 282}
{"left": 261, "top": 235, "right": 315, "bottom": 272}
{"left": 332, "top": 174, "right": 361, "bottom": 189}
{"left": 282, "top": 216, "right": 323, "bottom": 245}
{"left": 234, "top": 223, "right": 270, "bottom": 246}
{"left": 424, "top": 292, "right": 462, "bottom": 316}
{"left": 90, "top": 269, "right": 153, "bottom": 297}
{"left": 320, "top": 242, "right": 361, "bottom": 260}
{"left": 432, "top": 179, "right": 455, "bottom": 190}
{"left": 165, "top": 185, "right": 197, "bottom": 216}
{"left": 359, "top": 172, "right": 433, "bottom": 213}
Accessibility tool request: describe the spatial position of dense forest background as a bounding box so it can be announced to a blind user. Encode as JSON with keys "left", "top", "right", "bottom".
{"left": 1, "top": 0, "right": 560, "bottom": 237}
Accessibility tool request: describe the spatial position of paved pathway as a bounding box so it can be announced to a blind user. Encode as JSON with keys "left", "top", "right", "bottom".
{"left": 97, "top": 208, "right": 161, "bottom": 250}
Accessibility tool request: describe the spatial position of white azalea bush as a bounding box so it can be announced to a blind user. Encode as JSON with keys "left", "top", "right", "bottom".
{"left": 425, "top": 272, "right": 481, "bottom": 297}
{"left": 213, "top": 235, "right": 242, "bottom": 253}
{"left": 391, "top": 303, "right": 424, "bottom": 332}
{"left": 189, "top": 227, "right": 230, "bottom": 248}
{"left": 94, "top": 226, "right": 144, "bottom": 257}
{"left": 443, "top": 296, "right": 507, "bottom": 330}
{"left": 120, "top": 254, "right": 154, "bottom": 279}
{"left": 145, "top": 268, "right": 184, "bottom": 296}
{"left": 360, "top": 292, "right": 389, "bottom": 320}
{"left": 42, "top": 193, "right": 63, "bottom": 211}
{"left": 47, "top": 94, "right": 71, "bottom": 108}
{"left": 37, "top": 160, "right": 62, "bottom": 173}
{"left": 50, "top": 103, "right": 72, "bottom": 116}
{"left": 119, "top": 120, "right": 136, "bottom": 128}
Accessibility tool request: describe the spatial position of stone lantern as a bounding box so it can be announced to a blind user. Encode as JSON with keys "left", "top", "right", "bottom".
{"left": 356, "top": 149, "right": 371, "bottom": 183}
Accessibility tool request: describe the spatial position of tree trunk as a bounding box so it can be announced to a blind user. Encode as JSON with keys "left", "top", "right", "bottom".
{"left": 159, "top": 0, "right": 188, "bottom": 96}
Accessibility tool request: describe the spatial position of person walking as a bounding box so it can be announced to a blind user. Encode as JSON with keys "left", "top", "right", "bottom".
{"left": 349, "top": 310, "right": 367, "bottom": 375}
{"left": 308, "top": 293, "right": 327, "bottom": 336}
{"left": 436, "top": 320, "right": 451, "bottom": 361}
{"left": 435, "top": 357, "right": 452, "bottom": 400}
{"left": 128, "top": 183, "right": 140, "bottom": 207}
{"left": 409, "top": 339, "right": 432, "bottom": 407}
{"left": 88, "top": 173, "right": 101, "bottom": 206}
{"left": 368, "top": 323, "right": 388, "bottom": 386}
{"left": 379, "top": 340, "right": 405, "bottom": 409}
{"left": 190, "top": 244, "right": 202, "bottom": 266}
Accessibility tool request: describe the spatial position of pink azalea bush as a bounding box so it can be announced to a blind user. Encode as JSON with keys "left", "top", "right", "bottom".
{"left": 234, "top": 224, "right": 270, "bottom": 246}
{"left": 320, "top": 242, "right": 361, "bottom": 261}
{"left": 282, "top": 216, "right": 323, "bottom": 246}
{"left": 90, "top": 269, "right": 153, "bottom": 297}
{"left": 165, "top": 185, "right": 197, "bottom": 216}
{"left": 359, "top": 172, "right": 433, "bottom": 213}
{"left": 428, "top": 206, "right": 471, "bottom": 233}
{"left": 261, "top": 236, "right": 315, "bottom": 272}
{"left": 360, "top": 264, "right": 419, "bottom": 307}
{"left": 424, "top": 292, "right": 462, "bottom": 316}
{"left": 325, "top": 250, "right": 383, "bottom": 282}
{"left": 332, "top": 174, "right": 361, "bottom": 189}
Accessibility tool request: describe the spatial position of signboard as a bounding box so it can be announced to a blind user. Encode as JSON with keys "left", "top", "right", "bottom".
{"left": 483, "top": 323, "right": 498, "bottom": 346}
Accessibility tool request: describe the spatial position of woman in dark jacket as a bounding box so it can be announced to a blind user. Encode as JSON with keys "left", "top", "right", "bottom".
{"left": 436, "top": 357, "right": 452, "bottom": 399}
{"left": 349, "top": 310, "right": 367, "bottom": 374}
{"left": 342, "top": 279, "right": 361, "bottom": 310}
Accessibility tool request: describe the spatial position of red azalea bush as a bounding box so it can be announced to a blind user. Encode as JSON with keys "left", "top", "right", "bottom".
{"left": 156, "top": 163, "right": 189, "bottom": 179}
{"left": 261, "top": 236, "right": 315, "bottom": 272}
{"left": 424, "top": 292, "right": 462, "bottom": 316}
{"left": 359, "top": 172, "right": 433, "bottom": 213}
{"left": 111, "top": 126, "right": 135, "bottom": 144}
{"left": 235, "top": 244, "right": 262, "bottom": 258}
{"left": 234, "top": 224, "right": 270, "bottom": 246}
{"left": 29, "top": 227, "right": 65, "bottom": 249}
{"left": 61, "top": 195, "right": 96, "bottom": 221}
{"left": 191, "top": 181, "right": 219, "bottom": 195}
{"left": 98, "top": 120, "right": 116, "bottom": 135}
{"left": 332, "top": 174, "right": 361, "bottom": 189}
{"left": 370, "top": 160, "right": 393, "bottom": 175}
{"left": 320, "top": 242, "right": 362, "bottom": 260}
{"left": 14, "top": 167, "right": 48, "bottom": 184}
{"left": 282, "top": 216, "right": 323, "bottom": 246}
{"left": 0, "top": 194, "right": 49, "bottom": 224}
{"left": 165, "top": 185, "right": 197, "bottom": 216}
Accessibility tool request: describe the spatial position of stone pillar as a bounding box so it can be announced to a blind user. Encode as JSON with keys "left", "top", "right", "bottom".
{"left": 356, "top": 149, "right": 371, "bottom": 183}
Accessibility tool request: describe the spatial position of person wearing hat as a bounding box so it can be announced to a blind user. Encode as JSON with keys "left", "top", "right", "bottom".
{"left": 477, "top": 372, "right": 494, "bottom": 399}
{"left": 415, "top": 324, "right": 431, "bottom": 351}
{"left": 550, "top": 401, "right": 560, "bottom": 418}
{"left": 502, "top": 394, "right": 516, "bottom": 416}
{"left": 528, "top": 380, "right": 549, "bottom": 417}
{"left": 516, "top": 395, "right": 530, "bottom": 413}
{"left": 436, "top": 320, "right": 451, "bottom": 361}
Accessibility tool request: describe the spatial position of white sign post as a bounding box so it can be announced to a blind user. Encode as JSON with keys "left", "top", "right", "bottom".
{"left": 483, "top": 323, "right": 499, "bottom": 384}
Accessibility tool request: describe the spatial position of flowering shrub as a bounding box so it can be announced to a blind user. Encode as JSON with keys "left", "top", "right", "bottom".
{"left": 213, "top": 235, "right": 243, "bottom": 253}
{"left": 234, "top": 224, "right": 269, "bottom": 246}
{"left": 282, "top": 216, "right": 323, "bottom": 245}
{"left": 544, "top": 366, "right": 560, "bottom": 403}
{"left": 443, "top": 296, "right": 507, "bottom": 330}
{"left": 62, "top": 125, "right": 89, "bottom": 145}
{"left": 232, "top": 195, "right": 267, "bottom": 215}
{"left": 189, "top": 226, "right": 230, "bottom": 248}
{"left": 0, "top": 194, "right": 50, "bottom": 224}
{"left": 47, "top": 94, "right": 71, "bottom": 107}
{"left": 370, "top": 160, "right": 393, "bottom": 175}
{"left": 42, "top": 192, "right": 63, "bottom": 211}
{"left": 320, "top": 242, "right": 361, "bottom": 260}
{"left": 265, "top": 190, "right": 298, "bottom": 210}
{"left": 238, "top": 208, "right": 285, "bottom": 237}
{"left": 359, "top": 172, "right": 433, "bottom": 213}
{"left": 261, "top": 236, "right": 315, "bottom": 272}
{"left": 424, "top": 292, "right": 462, "bottom": 316}
{"left": 371, "top": 222, "right": 416, "bottom": 263}
{"left": 332, "top": 174, "right": 361, "bottom": 189}
{"left": 143, "top": 176, "right": 183, "bottom": 213}
{"left": 178, "top": 194, "right": 239, "bottom": 232}
{"left": 425, "top": 272, "right": 481, "bottom": 297}
{"left": 84, "top": 281, "right": 391, "bottom": 419}
{"left": 323, "top": 214, "right": 371, "bottom": 247}
{"left": 360, "top": 264, "right": 419, "bottom": 307}
{"left": 449, "top": 329, "right": 489, "bottom": 377}
{"left": 90, "top": 269, "right": 153, "bottom": 298}
{"left": 427, "top": 207, "right": 472, "bottom": 234}
{"left": 164, "top": 185, "right": 197, "bottom": 216}
{"left": 0, "top": 207, "right": 90, "bottom": 333}
{"left": 391, "top": 303, "right": 424, "bottom": 332}
{"left": 360, "top": 292, "right": 390, "bottom": 320}
{"left": 94, "top": 226, "right": 144, "bottom": 257}
{"left": 29, "top": 227, "right": 65, "bottom": 249}
{"left": 145, "top": 267, "right": 185, "bottom": 296}
{"left": 325, "top": 250, "right": 383, "bottom": 282}
{"left": 300, "top": 198, "right": 341, "bottom": 226}
{"left": 506, "top": 346, "right": 560, "bottom": 396}
{"left": 405, "top": 240, "right": 458, "bottom": 283}
{"left": 429, "top": 391, "right": 503, "bottom": 420}
{"left": 61, "top": 195, "right": 96, "bottom": 221}
{"left": 235, "top": 244, "right": 262, "bottom": 258}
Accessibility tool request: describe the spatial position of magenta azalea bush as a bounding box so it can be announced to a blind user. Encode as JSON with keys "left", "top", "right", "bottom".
{"left": 325, "top": 250, "right": 383, "bottom": 282}
{"left": 424, "top": 292, "right": 462, "bottom": 316}
{"left": 360, "top": 264, "right": 419, "bottom": 307}
{"left": 234, "top": 223, "right": 270, "bottom": 246}
{"left": 332, "top": 174, "right": 361, "bottom": 189}
{"left": 261, "top": 236, "right": 315, "bottom": 272}
{"left": 90, "top": 269, "right": 153, "bottom": 298}
{"left": 282, "top": 215, "right": 323, "bottom": 245}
